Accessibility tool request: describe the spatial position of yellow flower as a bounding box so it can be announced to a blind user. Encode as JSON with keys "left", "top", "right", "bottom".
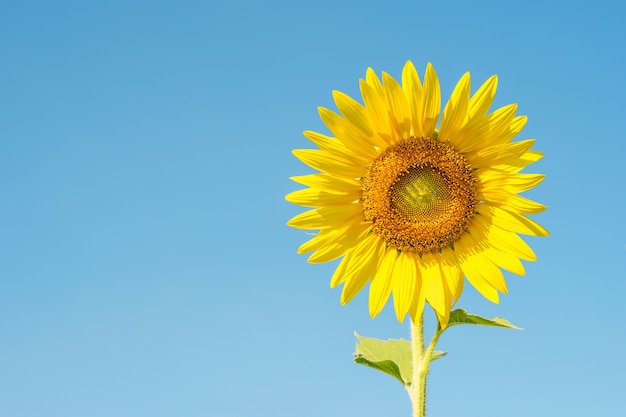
{"left": 286, "top": 61, "right": 548, "bottom": 327}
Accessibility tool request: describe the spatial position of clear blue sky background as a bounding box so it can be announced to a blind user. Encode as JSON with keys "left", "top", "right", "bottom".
{"left": 1, "top": 1, "right": 625, "bottom": 416}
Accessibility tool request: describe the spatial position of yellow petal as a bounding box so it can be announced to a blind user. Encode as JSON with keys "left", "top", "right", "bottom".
{"left": 480, "top": 189, "right": 547, "bottom": 214}
{"left": 365, "top": 67, "right": 384, "bottom": 93}
{"left": 392, "top": 252, "right": 417, "bottom": 323}
{"left": 285, "top": 187, "right": 361, "bottom": 208}
{"left": 331, "top": 231, "right": 377, "bottom": 287}
{"left": 455, "top": 104, "right": 518, "bottom": 152}
{"left": 332, "top": 90, "right": 374, "bottom": 138}
{"left": 439, "top": 72, "right": 470, "bottom": 141}
{"left": 307, "top": 223, "right": 370, "bottom": 264}
{"left": 297, "top": 231, "right": 327, "bottom": 254}
{"left": 330, "top": 233, "right": 373, "bottom": 282}
{"left": 421, "top": 63, "right": 441, "bottom": 136}
{"left": 383, "top": 71, "right": 412, "bottom": 141}
{"left": 302, "top": 130, "right": 351, "bottom": 154}
{"left": 471, "top": 216, "right": 538, "bottom": 261}
{"left": 289, "top": 174, "right": 360, "bottom": 194}
{"left": 496, "top": 150, "right": 543, "bottom": 173}
{"left": 330, "top": 249, "right": 353, "bottom": 287}
{"left": 401, "top": 60, "right": 424, "bottom": 137}
{"left": 318, "top": 107, "right": 378, "bottom": 159}
{"left": 359, "top": 79, "right": 393, "bottom": 145}
{"left": 454, "top": 235, "right": 500, "bottom": 303}
{"left": 476, "top": 255, "right": 508, "bottom": 294}
{"left": 368, "top": 249, "right": 397, "bottom": 318}
{"left": 421, "top": 252, "right": 451, "bottom": 326}
{"left": 484, "top": 205, "right": 549, "bottom": 236}
{"left": 297, "top": 218, "right": 365, "bottom": 257}
{"left": 471, "top": 139, "right": 536, "bottom": 169}
{"left": 339, "top": 236, "right": 386, "bottom": 303}
{"left": 407, "top": 254, "right": 426, "bottom": 323}
{"left": 493, "top": 115, "right": 528, "bottom": 146}
{"left": 287, "top": 204, "right": 361, "bottom": 230}
{"left": 440, "top": 248, "right": 465, "bottom": 306}
{"left": 298, "top": 216, "right": 364, "bottom": 255}
{"left": 484, "top": 247, "right": 526, "bottom": 276}
{"left": 308, "top": 242, "right": 348, "bottom": 264}
{"left": 467, "top": 75, "right": 497, "bottom": 121}
{"left": 480, "top": 172, "right": 545, "bottom": 194}
{"left": 292, "top": 149, "right": 365, "bottom": 179}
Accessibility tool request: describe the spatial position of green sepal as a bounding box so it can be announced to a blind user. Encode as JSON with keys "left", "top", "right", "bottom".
{"left": 353, "top": 332, "right": 446, "bottom": 386}
{"left": 444, "top": 308, "right": 522, "bottom": 331}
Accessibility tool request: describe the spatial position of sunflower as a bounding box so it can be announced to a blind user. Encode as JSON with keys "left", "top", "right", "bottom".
{"left": 286, "top": 61, "right": 547, "bottom": 327}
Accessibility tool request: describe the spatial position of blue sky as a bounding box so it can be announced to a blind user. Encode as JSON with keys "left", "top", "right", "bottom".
{"left": 1, "top": 1, "right": 625, "bottom": 416}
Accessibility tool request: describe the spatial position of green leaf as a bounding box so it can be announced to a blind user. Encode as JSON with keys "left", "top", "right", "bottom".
{"left": 354, "top": 332, "right": 411, "bottom": 385}
{"left": 354, "top": 356, "right": 406, "bottom": 385}
{"left": 446, "top": 308, "right": 522, "bottom": 330}
{"left": 353, "top": 333, "right": 447, "bottom": 385}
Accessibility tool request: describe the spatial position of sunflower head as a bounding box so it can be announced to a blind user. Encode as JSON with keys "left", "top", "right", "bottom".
{"left": 286, "top": 61, "right": 547, "bottom": 327}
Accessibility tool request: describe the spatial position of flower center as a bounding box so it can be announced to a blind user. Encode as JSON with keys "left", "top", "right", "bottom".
{"left": 361, "top": 137, "right": 478, "bottom": 253}
{"left": 391, "top": 166, "right": 452, "bottom": 221}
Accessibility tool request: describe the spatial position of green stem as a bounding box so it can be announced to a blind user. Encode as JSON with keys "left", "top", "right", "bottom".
{"left": 409, "top": 315, "right": 426, "bottom": 417}
{"left": 409, "top": 316, "right": 444, "bottom": 417}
